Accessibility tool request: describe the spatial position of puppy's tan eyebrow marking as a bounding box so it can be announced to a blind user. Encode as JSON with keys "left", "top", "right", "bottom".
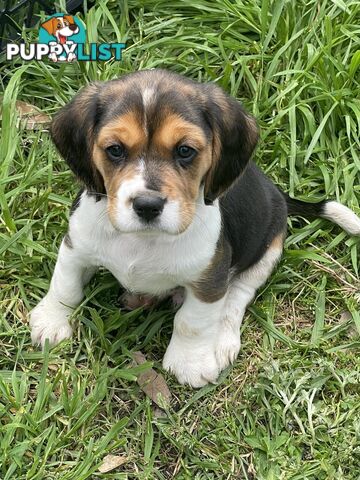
{"left": 153, "top": 114, "right": 207, "bottom": 150}
{"left": 97, "top": 112, "right": 146, "bottom": 149}
{"left": 268, "top": 231, "right": 286, "bottom": 250}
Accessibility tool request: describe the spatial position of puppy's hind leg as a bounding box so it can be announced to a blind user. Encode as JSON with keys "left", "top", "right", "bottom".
{"left": 215, "top": 235, "right": 284, "bottom": 370}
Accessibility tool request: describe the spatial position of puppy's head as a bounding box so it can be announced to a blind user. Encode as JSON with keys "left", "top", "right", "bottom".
{"left": 51, "top": 70, "right": 258, "bottom": 234}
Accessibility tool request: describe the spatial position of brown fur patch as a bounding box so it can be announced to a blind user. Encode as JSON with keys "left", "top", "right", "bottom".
{"left": 190, "top": 234, "right": 231, "bottom": 303}
{"left": 204, "top": 128, "right": 221, "bottom": 199}
{"left": 203, "top": 88, "right": 259, "bottom": 202}
{"left": 153, "top": 114, "right": 207, "bottom": 152}
{"left": 97, "top": 112, "right": 146, "bottom": 151}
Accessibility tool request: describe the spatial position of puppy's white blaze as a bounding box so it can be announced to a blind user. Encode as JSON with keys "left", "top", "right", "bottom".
{"left": 113, "top": 174, "right": 145, "bottom": 230}
{"left": 117, "top": 174, "right": 146, "bottom": 205}
{"left": 142, "top": 87, "right": 155, "bottom": 108}
{"left": 142, "top": 88, "right": 155, "bottom": 131}
{"left": 322, "top": 201, "right": 360, "bottom": 235}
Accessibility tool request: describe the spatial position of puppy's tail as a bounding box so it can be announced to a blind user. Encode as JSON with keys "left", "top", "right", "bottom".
{"left": 283, "top": 193, "right": 360, "bottom": 236}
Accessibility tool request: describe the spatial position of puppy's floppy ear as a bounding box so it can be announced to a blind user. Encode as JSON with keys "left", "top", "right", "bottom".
{"left": 203, "top": 86, "right": 259, "bottom": 204}
{"left": 50, "top": 83, "right": 105, "bottom": 194}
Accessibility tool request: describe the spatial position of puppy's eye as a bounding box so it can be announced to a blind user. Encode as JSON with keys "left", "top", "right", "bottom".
{"left": 57, "top": 23, "right": 61, "bottom": 28}
{"left": 175, "top": 145, "right": 196, "bottom": 165}
{"left": 106, "top": 144, "right": 126, "bottom": 161}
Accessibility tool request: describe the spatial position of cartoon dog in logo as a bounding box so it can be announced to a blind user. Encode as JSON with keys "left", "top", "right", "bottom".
{"left": 41, "top": 15, "right": 79, "bottom": 62}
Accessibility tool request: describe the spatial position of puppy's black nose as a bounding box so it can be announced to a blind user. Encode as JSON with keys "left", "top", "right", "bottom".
{"left": 69, "top": 24, "right": 78, "bottom": 32}
{"left": 133, "top": 196, "right": 166, "bottom": 221}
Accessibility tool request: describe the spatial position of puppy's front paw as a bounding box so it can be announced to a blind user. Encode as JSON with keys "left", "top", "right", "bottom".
{"left": 29, "top": 298, "right": 73, "bottom": 349}
{"left": 215, "top": 327, "right": 241, "bottom": 371}
{"left": 163, "top": 334, "right": 220, "bottom": 388}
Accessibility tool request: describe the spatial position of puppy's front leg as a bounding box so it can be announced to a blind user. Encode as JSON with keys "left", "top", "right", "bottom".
{"left": 163, "top": 288, "right": 226, "bottom": 388}
{"left": 30, "top": 239, "right": 95, "bottom": 348}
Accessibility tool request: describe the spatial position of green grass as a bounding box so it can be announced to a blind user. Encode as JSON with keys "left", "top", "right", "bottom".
{"left": 1, "top": 0, "right": 360, "bottom": 478}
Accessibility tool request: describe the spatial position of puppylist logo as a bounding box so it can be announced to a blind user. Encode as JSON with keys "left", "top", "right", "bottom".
{"left": 6, "top": 13, "right": 125, "bottom": 62}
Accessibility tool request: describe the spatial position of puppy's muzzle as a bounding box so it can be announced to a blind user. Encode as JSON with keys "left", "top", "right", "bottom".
{"left": 133, "top": 195, "right": 166, "bottom": 222}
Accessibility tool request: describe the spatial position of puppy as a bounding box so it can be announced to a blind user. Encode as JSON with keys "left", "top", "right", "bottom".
{"left": 29, "top": 69, "right": 360, "bottom": 387}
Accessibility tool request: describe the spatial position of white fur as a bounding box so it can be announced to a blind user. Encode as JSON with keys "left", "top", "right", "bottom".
{"left": 142, "top": 88, "right": 155, "bottom": 108}
{"left": 112, "top": 173, "right": 146, "bottom": 231}
{"left": 142, "top": 88, "right": 155, "bottom": 130}
{"left": 163, "top": 290, "right": 226, "bottom": 387}
{"left": 78, "top": 192, "right": 221, "bottom": 294}
{"left": 30, "top": 191, "right": 221, "bottom": 350}
{"left": 322, "top": 201, "right": 360, "bottom": 235}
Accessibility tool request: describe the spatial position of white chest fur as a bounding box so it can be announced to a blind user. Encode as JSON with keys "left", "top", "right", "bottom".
{"left": 69, "top": 193, "right": 221, "bottom": 295}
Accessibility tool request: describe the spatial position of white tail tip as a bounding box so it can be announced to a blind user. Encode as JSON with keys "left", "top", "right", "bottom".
{"left": 322, "top": 201, "right": 360, "bottom": 236}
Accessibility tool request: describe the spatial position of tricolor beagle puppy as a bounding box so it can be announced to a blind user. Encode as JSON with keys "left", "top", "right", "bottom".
{"left": 30, "top": 70, "right": 360, "bottom": 387}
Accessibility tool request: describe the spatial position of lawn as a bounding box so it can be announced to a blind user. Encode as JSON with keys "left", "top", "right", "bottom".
{"left": 0, "top": 1, "right": 359, "bottom": 478}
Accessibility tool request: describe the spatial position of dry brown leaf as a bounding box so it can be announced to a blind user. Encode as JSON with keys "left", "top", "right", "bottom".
{"left": 14, "top": 100, "right": 51, "bottom": 130}
{"left": 133, "top": 351, "right": 171, "bottom": 409}
{"left": 98, "top": 454, "right": 127, "bottom": 473}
